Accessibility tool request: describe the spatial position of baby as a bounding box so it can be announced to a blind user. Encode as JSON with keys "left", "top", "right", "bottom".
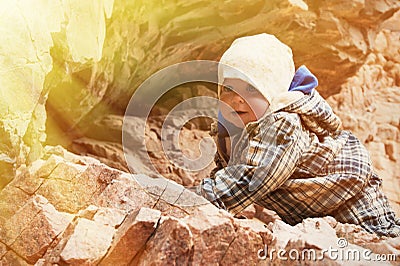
{"left": 198, "top": 33, "right": 400, "bottom": 237}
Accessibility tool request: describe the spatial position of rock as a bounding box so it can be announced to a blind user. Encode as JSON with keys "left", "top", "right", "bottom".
{"left": 9, "top": 163, "right": 43, "bottom": 195}
{"left": 239, "top": 204, "right": 257, "bottom": 219}
{"left": 34, "top": 162, "right": 121, "bottom": 213}
{"left": 325, "top": 20, "right": 400, "bottom": 216}
{"left": 269, "top": 219, "right": 304, "bottom": 249}
{"left": 93, "top": 207, "right": 126, "bottom": 227}
{"left": 151, "top": 199, "right": 188, "bottom": 218}
{"left": 334, "top": 222, "right": 382, "bottom": 246}
{"left": 132, "top": 173, "right": 209, "bottom": 209}
{"left": 0, "top": 2, "right": 60, "bottom": 180}
{"left": 0, "top": 1, "right": 114, "bottom": 189}
{"left": 322, "top": 216, "right": 339, "bottom": 228}
{"left": 119, "top": 113, "right": 216, "bottom": 186}
{"left": 273, "top": 218, "right": 389, "bottom": 265}
{"left": 387, "top": 236, "right": 400, "bottom": 249}
{"left": 1, "top": 195, "right": 73, "bottom": 264}
{"left": 294, "top": 218, "right": 339, "bottom": 248}
{"left": 35, "top": 218, "right": 79, "bottom": 265}
{"left": 0, "top": 251, "right": 30, "bottom": 266}
{"left": 59, "top": 218, "right": 115, "bottom": 265}
{"left": 384, "top": 141, "right": 397, "bottom": 161}
{"left": 0, "top": 146, "right": 398, "bottom": 265}
{"left": 0, "top": 184, "right": 30, "bottom": 219}
{"left": 254, "top": 205, "right": 282, "bottom": 225}
{"left": 93, "top": 173, "right": 156, "bottom": 212}
{"left": 8, "top": 158, "right": 85, "bottom": 201}
{"left": 77, "top": 205, "right": 99, "bottom": 220}
{"left": 0, "top": 242, "right": 7, "bottom": 258}
{"left": 100, "top": 207, "right": 161, "bottom": 265}
{"left": 224, "top": 218, "right": 272, "bottom": 265}
{"left": 71, "top": 138, "right": 129, "bottom": 172}
{"left": 0, "top": 157, "right": 14, "bottom": 190}
{"left": 135, "top": 216, "right": 194, "bottom": 265}
{"left": 183, "top": 205, "right": 236, "bottom": 264}
{"left": 77, "top": 205, "right": 127, "bottom": 228}
{"left": 362, "top": 241, "right": 400, "bottom": 262}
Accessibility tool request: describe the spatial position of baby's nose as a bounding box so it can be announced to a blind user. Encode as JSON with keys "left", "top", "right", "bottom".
{"left": 231, "top": 92, "right": 245, "bottom": 104}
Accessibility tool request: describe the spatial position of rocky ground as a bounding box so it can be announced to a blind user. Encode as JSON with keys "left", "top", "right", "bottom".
{"left": 0, "top": 147, "right": 399, "bottom": 265}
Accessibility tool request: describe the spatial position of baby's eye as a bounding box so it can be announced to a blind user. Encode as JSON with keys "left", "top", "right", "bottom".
{"left": 246, "top": 85, "right": 257, "bottom": 92}
{"left": 221, "top": 85, "right": 234, "bottom": 93}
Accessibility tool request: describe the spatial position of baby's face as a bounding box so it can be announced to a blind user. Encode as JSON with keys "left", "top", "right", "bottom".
{"left": 219, "top": 78, "right": 269, "bottom": 128}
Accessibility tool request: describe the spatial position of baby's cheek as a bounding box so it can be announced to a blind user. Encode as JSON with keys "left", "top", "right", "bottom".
{"left": 219, "top": 105, "right": 236, "bottom": 123}
{"left": 220, "top": 108, "right": 246, "bottom": 128}
{"left": 219, "top": 103, "right": 230, "bottom": 115}
{"left": 247, "top": 98, "right": 269, "bottom": 119}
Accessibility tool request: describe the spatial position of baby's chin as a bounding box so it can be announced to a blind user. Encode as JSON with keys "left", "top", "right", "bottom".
{"left": 221, "top": 110, "right": 258, "bottom": 128}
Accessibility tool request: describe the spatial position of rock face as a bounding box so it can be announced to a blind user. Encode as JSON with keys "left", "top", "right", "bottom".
{"left": 0, "top": 0, "right": 114, "bottom": 188}
{"left": 1, "top": 0, "right": 400, "bottom": 264}
{"left": 100, "top": 207, "right": 161, "bottom": 265}
{"left": 0, "top": 195, "right": 73, "bottom": 264}
{"left": 327, "top": 15, "right": 400, "bottom": 214}
{"left": 0, "top": 147, "right": 398, "bottom": 265}
{"left": 45, "top": 0, "right": 400, "bottom": 133}
{"left": 1, "top": 0, "right": 399, "bottom": 205}
{"left": 45, "top": 0, "right": 400, "bottom": 214}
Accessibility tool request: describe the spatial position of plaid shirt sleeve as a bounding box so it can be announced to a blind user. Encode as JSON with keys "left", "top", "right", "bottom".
{"left": 200, "top": 113, "right": 304, "bottom": 215}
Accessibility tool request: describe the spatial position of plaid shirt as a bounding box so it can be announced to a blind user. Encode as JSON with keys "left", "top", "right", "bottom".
{"left": 200, "top": 91, "right": 400, "bottom": 237}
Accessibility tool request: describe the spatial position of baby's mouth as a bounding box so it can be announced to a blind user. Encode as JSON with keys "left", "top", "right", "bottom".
{"left": 233, "top": 110, "right": 247, "bottom": 115}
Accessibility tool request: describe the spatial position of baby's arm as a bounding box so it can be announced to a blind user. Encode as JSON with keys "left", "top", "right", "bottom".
{"left": 199, "top": 113, "right": 304, "bottom": 215}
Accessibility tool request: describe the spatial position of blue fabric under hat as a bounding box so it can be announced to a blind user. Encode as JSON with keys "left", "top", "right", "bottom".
{"left": 289, "top": 65, "right": 318, "bottom": 93}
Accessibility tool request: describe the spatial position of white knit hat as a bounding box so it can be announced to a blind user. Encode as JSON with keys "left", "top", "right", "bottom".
{"left": 218, "top": 33, "right": 300, "bottom": 112}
